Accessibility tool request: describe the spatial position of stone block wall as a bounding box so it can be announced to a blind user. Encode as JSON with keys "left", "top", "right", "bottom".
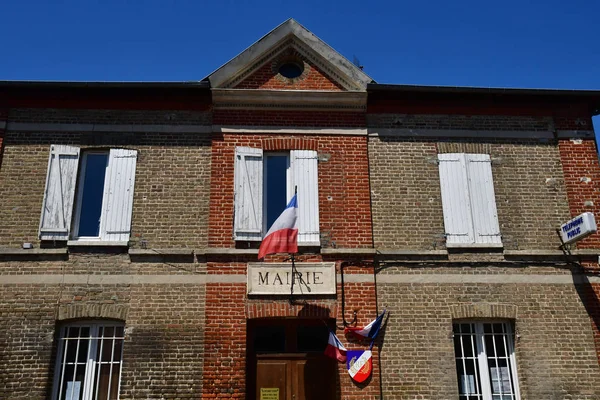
{"left": 0, "top": 110, "right": 212, "bottom": 248}
{"left": 368, "top": 134, "right": 571, "bottom": 250}
{"left": 376, "top": 267, "right": 600, "bottom": 399}
{"left": 0, "top": 280, "right": 207, "bottom": 399}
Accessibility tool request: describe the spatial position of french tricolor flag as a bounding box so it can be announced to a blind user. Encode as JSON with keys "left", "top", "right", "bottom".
{"left": 345, "top": 310, "right": 386, "bottom": 340}
{"left": 258, "top": 194, "right": 299, "bottom": 260}
{"left": 324, "top": 331, "right": 347, "bottom": 363}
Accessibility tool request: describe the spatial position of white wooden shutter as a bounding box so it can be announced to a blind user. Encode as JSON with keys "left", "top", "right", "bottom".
{"left": 234, "top": 147, "right": 263, "bottom": 241}
{"left": 465, "top": 154, "right": 502, "bottom": 246}
{"left": 438, "top": 153, "right": 475, "bottom": 246}
{"left": 100, "top": 149, "right": 137, "bottom": 242}
{"left": 39, "top": 145, "right": 80, "bottom": 240}
{"left": 290, "top": 150, "right": 320, "bottom": 245}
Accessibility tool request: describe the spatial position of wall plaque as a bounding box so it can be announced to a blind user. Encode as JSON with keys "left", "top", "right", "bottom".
{"left": 247, "top": 262, "right": 336, "bottom": 295}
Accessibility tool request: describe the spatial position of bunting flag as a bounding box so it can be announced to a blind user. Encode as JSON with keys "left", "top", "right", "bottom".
{"left": 258, "top": 194, "right": 298, "bottom": 259}
{"left": 344, "top": 310, "right": 386, "bottom": 341}
{"left": 324, "top": 330, "right": 347, "bottom": 363}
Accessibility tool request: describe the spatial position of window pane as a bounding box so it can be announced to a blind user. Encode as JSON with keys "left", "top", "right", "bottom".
{"left": 76, "top": 338, "right": 89, "bottom": 363}
{"left": 113, "top": 340, "right": 123, "bottom": 362}
{"left": 297, "top": 325, "right": 328, "bottom": 352}
{"left": 78, "top": 153, "right": 108, "bottom": 237}
{"left": 60, "top": 364, "right": 86, "bottom": 400}
{"left": 65, "top": 338, "right": 78, "bottom": 363}
{"left": 60, "top": 365, "right": 76, "bottom": 400}
{"left": 94, "top": 364, "right": 111, "bottom": 400}
{"left": 485, "top": 334, "right": 496, "bottom": 357}
{"left": 115, "top": 326, "right": 124, "bottom": 337}
{"left": 264, "top": 155, "right": 289, "bottom": 231}
{"left": 101, "top": 338, "right": 114, "bottom": 361}
{"left": 462, "top": 335, "right": 474, "bottom": 358}
{"left": 67, "top": 326, "right": 80, "bottom": 338}
{"left": 495, "top": 335, "right": 507, "bottom": 357}
{"left": 489, "top": 359, "right": 513, "bottom": 395}
{"left": 460, "top": 323, "right": 473, "bottom": 334}
{"left": 104, "top": 326, "right": 115, "bottom": 337}
{"left": 253, "top": 325, "right": 285, "bottom": 353}
{"left": 110, "top": 364, "right": 121, "bottom": 400}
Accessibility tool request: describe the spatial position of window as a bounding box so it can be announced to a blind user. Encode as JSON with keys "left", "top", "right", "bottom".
{"left": 453, "top": 322, "right": 521, "bottom": 400}
{"left": 234, "top": 147, "right": 319, "bottom": 245}
{"left": 39, "top": 145, "right": 137, "bottom": 243}
{"left": 74, "top": 152, "right": 109, "bottom": 238}
{"left": 278, "top": 62, "right": 304, "bottom": 79}
{"left": 52, "top": 321, "right": 125, "bottom": 400}
{"left": 438, "top": 153, "right": 502, "bottom": 247}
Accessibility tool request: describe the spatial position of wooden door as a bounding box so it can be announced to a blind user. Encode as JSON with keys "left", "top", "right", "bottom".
{"left": 256, "top": 356, "right": 336, "bottom": 400}
{"left": 249, "top": 319, "right": 337, "bottom": 400}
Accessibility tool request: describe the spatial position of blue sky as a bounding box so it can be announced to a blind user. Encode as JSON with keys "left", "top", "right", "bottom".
{"left": 1, "top": 0, "right": 599, "bottom": 129}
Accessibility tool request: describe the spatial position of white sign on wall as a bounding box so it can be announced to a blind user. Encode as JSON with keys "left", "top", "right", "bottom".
{"left": 559, "top": 212, "right": 597, "bottom": 245}
{"left": 247, "top": 262, "right": 336, "bottom": 295}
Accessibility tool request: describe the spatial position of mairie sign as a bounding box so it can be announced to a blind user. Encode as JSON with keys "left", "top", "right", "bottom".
{"left": 559, "top": 212, "right": 597, "bottom": 245}
{"left": 247, "top": 262, "right": 336, "bottom": 295}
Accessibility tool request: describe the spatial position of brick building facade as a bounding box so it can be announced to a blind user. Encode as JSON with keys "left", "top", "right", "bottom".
{"left": 1, "top": 19, "right": 600, "bottom": 399}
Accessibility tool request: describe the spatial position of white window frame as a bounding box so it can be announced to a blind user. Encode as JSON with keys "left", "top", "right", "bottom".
{"left": 234, "top": 147, "right": 320, "bottom": 246}
{"left": 52, "top": 320, "right": 125, "bottom": 400}
{"left": 39, "top": 145, "right": 137, "bottom": 245}
{"left": 438, "top": 153, "right": 502, "bottom": 248}
{"left": 72, "top": 151, "right": 110, "bottom": 241}
{"left": 453, "top": 321, "right": 521, "bottom": 400}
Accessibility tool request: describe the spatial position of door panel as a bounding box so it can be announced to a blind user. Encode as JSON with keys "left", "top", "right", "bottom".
{"left": 256, "top": 360, "right": 289, "bottom": 400}
{"left": 293, "top": 358, "right": 336, "bottom": 400}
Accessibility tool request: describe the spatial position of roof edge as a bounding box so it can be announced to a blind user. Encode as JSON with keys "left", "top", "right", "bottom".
{"left": 0, "top": 80, "right": 210, "bottom": 89}
{"left": 367, "top": 83, "right": 600, "bottom": 97}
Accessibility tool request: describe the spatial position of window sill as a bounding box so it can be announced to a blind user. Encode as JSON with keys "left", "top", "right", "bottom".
{"left": 0, "top": 247, "right": 68, "bottom": 255}
{"left": 376, "top": 249, "right": 448, "bottom": 260}
{"left": 128, "top": 248, "right": 193, "bottom": 256}
{"left": 67, "top": 240, "right": 129, "bottom": 247}
{"left": 446, "top": 243, "right": 504, "bottom": 249}
{"left": 321, "top": 248, "right": 377, "bottom": 256}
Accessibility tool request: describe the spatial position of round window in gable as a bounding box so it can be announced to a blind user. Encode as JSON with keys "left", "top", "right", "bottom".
{"left": 278, "top": 62, "right": 304, "bottom": 79}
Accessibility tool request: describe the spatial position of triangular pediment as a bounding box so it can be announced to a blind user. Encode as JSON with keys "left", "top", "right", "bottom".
{"left": 205, "top": 19, "right": 373, "bottom": 91}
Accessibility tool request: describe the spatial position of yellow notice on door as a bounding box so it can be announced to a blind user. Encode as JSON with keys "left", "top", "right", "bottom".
{"left": 260, "top": 387, "right": 279, "bottom": 400}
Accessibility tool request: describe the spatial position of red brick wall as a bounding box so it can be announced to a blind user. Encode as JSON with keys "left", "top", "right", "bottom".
{"left": 208, "top": 133, "right": 373, "bottom": 249}
{"left": 234, "top": 56, "right": 343, "bottom": 91}
{"left": 213, "top": 110, "right": 365, "bottom": 128}
{"left": 201, "top": 266, "right": 381, "bottom": 400}
{"left": 558, "top": 136, "right": 600, "bottom": 249}
{"left": 202, "top": 283, "right": 247, "bottom": 399}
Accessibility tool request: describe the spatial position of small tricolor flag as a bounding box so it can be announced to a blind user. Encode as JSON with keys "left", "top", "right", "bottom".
{"left": 345, "top": 310, "right": 386, "bottom": 341}
{"left": 258, "top": 194, "right": 298, "bottom": 260}
{"left": 324, "top": 331, "right": 347, "bottom": 363}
